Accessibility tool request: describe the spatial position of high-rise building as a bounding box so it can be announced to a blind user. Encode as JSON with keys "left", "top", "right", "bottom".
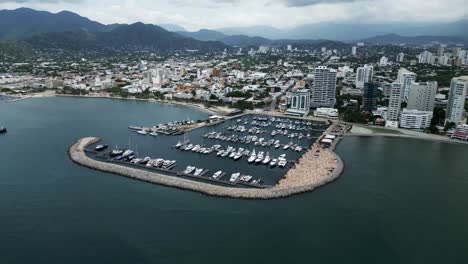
{"left": 396, "top": 53, "right": 405, "bottom": 62}
{"left": 351, "top": 46, "right": 357, "bottom": 56}
{"left": 418, "top": 51, "right": 433, "bottom": 64}
{"left": 355, "top": 64, "right": 373, "bottom": 89}
{"left": 397, "top": 68, "right": 417, "bottom": 100}
{"left": 311, "top": 66, "right": 337, "bottom": 108}
{"left": 446, "top": 76, "right": 468, "bottom": 124}
{"left": 407, "top": 81, "right": 437, "bottom": 112}
{"left": 453, "top": 48, "right": 462, "bottom": 57}
{"left": 438, "top": 45, "right": 445, "bottom": 57}
{"left": 362, "top": 83, "right": 378, "bottom": 112}
{"left": 386, "top": 82, "right": 403, "bottom": 128}
{"left": 287, "top": 45, "right": 292, "bottom": 51}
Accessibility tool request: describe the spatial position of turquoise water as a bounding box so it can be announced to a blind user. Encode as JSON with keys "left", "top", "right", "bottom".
{"left": 1, "top": 97, "right": 467, "bottom": 264}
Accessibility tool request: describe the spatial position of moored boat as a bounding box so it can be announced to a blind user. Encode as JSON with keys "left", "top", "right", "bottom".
{"left": 95, "top": 144, "right": 108, "bottom": 151}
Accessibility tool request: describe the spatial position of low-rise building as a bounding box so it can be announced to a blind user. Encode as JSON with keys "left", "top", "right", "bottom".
{"left": 399, "top": 109, "right": 433, "bottom": 129}
{"left": 314, "top": 108, "right": 339, "bottom": 120}
{"left": 451, "top": 124, "right": 468, "bottom": 141}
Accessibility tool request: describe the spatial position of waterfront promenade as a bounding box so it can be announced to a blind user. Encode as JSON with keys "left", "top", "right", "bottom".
{"left": 69, "top": 134, "right": 344, "bottom": 199}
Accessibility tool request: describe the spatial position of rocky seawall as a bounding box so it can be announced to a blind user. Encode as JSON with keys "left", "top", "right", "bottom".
{"left": 69, "top": 137, "right": 344, "bottom": 200}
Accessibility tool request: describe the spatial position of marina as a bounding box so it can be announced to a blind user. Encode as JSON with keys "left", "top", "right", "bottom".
{"left": 80, "top": 113, "right": 335, "bottom": 190}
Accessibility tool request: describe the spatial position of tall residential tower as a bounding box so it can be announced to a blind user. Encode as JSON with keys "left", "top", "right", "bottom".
{"left": 446, "top": 76, "right": 468, "bottom": 124}
{"left": 311, "top": 66, "right": 337, "bottom": 108}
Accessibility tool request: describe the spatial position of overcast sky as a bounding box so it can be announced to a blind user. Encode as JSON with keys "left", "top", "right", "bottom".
{"left": 0, "top": 0, "right": 467, "bottom": 30}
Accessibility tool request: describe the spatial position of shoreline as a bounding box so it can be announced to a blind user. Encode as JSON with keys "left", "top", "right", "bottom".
{"left": 69, "top": 135, "right": 344, "bottom": 200}
{"left": 348, "top": 124, "right": 468, "bottom": 145}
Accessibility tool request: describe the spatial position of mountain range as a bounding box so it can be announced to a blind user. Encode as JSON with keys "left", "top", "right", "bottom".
{"left": 214, "top": 21, "right": 468, "bottom": 41}
{"left": 0, "top": 7, "right": 466, "bottom": 53}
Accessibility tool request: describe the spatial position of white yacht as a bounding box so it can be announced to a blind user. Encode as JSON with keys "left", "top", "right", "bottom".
{"left": 230, "top": 173, "right": 241, "bottom": 182}
{"left": 212, "top": 171, "right": 223, "bottom": 180}
{"left": 137, "top": 130, "right": 148, "bottom": 135}
{"left": 184, "top": 166, "right": 196, "bottom": 174}
{"left": 270, "top": 158, "right": 278, "bottom": 167}
{"left": 149, "top": 132, "right": 158, "bottom": 137}
{"left": 248, "top": 149, "right": 257, "bottom": 163}
{"left": 262, "top": 152, "right": 271, "bottom": 165}
{"left": 194, "top": 168, "right": 203, "bottom": 176}
{"left": 255, "top": 152, "right": 264, "bottom": 163}
{"left": 240, "top": 175, "right": 253, "bottom": 182}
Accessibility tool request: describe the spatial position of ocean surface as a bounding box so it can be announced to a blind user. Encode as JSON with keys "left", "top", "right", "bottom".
{"left": 1, "top": 97, "right": 467, "bottom": 264}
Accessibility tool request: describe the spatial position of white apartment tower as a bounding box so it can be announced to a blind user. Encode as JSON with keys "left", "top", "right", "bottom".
{"left": 407, "top": 81, "right": 438, "bottom": 112}
{"left": 311, "top": 66, "right": 337, "bottom": 108}
{"left": 355, "top": 64, "right": 373, "bottom": 89}
{"left": 396, "top": 53, "right": 405, "bottom": 62}
{"left": 397, "top": 68, "right": 417, "bottom": 100}
{"left": 386, "top": 82, "right": 403, "bottom": 128}
{"left": 446, "top": 76, "right": 468, "bottom": 124}
{"left": 351, "top": 46, "right": 357, "bottom": 56}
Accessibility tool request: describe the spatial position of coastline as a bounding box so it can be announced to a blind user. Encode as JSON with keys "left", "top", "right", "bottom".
{"left": 69, "top": 136, "right": 344, "bottom": 200}
{"left": 347, "top": 124, "right": 468, "bottom": 145}
{"left": 3, "top": 91, "right": 230, "bottom": 116}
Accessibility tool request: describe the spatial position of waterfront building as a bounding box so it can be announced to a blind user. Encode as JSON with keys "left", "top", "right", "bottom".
{"left": 397, "top": 68, "right": 417, "bottom": 100}
{"left": 311, "top": 66, "right": 337, "bottom": 108}
{"left": 362, "top": 83, "right": 378, "bottom": 112}
{"left": 407, "top": 82, "right": 437, "bottom": 112}
{"left": 386, "top": 82, "right": 403, "bottom": 128}
{"left": 286, "top": 89, "right": 311, "bottom": 116}
{"left": 355, "top": 64, "right": 373, "bottom": 89}
{"left": 314, "top": 108, "right": 339, "bottom": 120}
{"left": 446, "top": 76, "right": 468, "bottom": 124}
{"left": 451, "top": 124, "right": 468, "bottom": 141}
{"left": 400, "top": 109, "right": 433, "bottom": 129}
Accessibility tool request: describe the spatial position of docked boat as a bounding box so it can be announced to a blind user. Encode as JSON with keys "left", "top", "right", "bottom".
{"left": 149, "top": 132, "right": 158, "bottom": 137}
{"left": 212, "top": 171, "right": 223, "bottom": 180}
{"left": 194, "top": 168, "right": 203, "bottom": 176}
{"left": 270, "top": 158, "right": 278, "bottom": 167}
{"left": 153, "top": 159, "right": 165, "bottom": 167}
{"left": 278, "top": 160, "right": 287, "bottom": 168}
{"left": 240, "top": 175, "right": 253, "bottom": 182}
{"left": 283, "top": 144, "right": 290, "bottom": 150}
{"left": 161, "top": 160, "right": 176, "bottom": 169}
{"left": 184, "top": 166, "right": 196, "bottom": 174}
{"left": 255, "top": 152, "right": 264, "bottom": 164}
{"left": 95, "top": 144, "right": 108, "bottom": 152}
{"left": 192, "top": 145, "right": 201, "bottom": 152}
{"left": 115, "top": 150, "right": 134, "bottom": 160}
{"left": 137, "top": 130, "right": 148, "bottom": 135}
{"left": 175, "top": 141, "right": 183, "bottom": 148}
{"left": 248, "top": 149, "right": 257, "bottom": 163}
{"left": 110, "top": 147, "right": 124, "bottom": 157}
{"left": 230, "top": 173, "right": 241, "bottom": 182}
{"left": 262, "top": 152, "right": 271, "bottom": 165}
{"left": 184, "top": 144, "right": 194, "bottom": 151}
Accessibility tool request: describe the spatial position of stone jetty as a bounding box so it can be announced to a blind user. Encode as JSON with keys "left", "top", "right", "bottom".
{"left": 69, "top": 136, "right": 344, "bottom": 200}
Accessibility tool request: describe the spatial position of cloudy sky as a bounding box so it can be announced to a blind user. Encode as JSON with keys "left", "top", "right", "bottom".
{"left": 0, "top": 0, "right": 467, "bottom": 30}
